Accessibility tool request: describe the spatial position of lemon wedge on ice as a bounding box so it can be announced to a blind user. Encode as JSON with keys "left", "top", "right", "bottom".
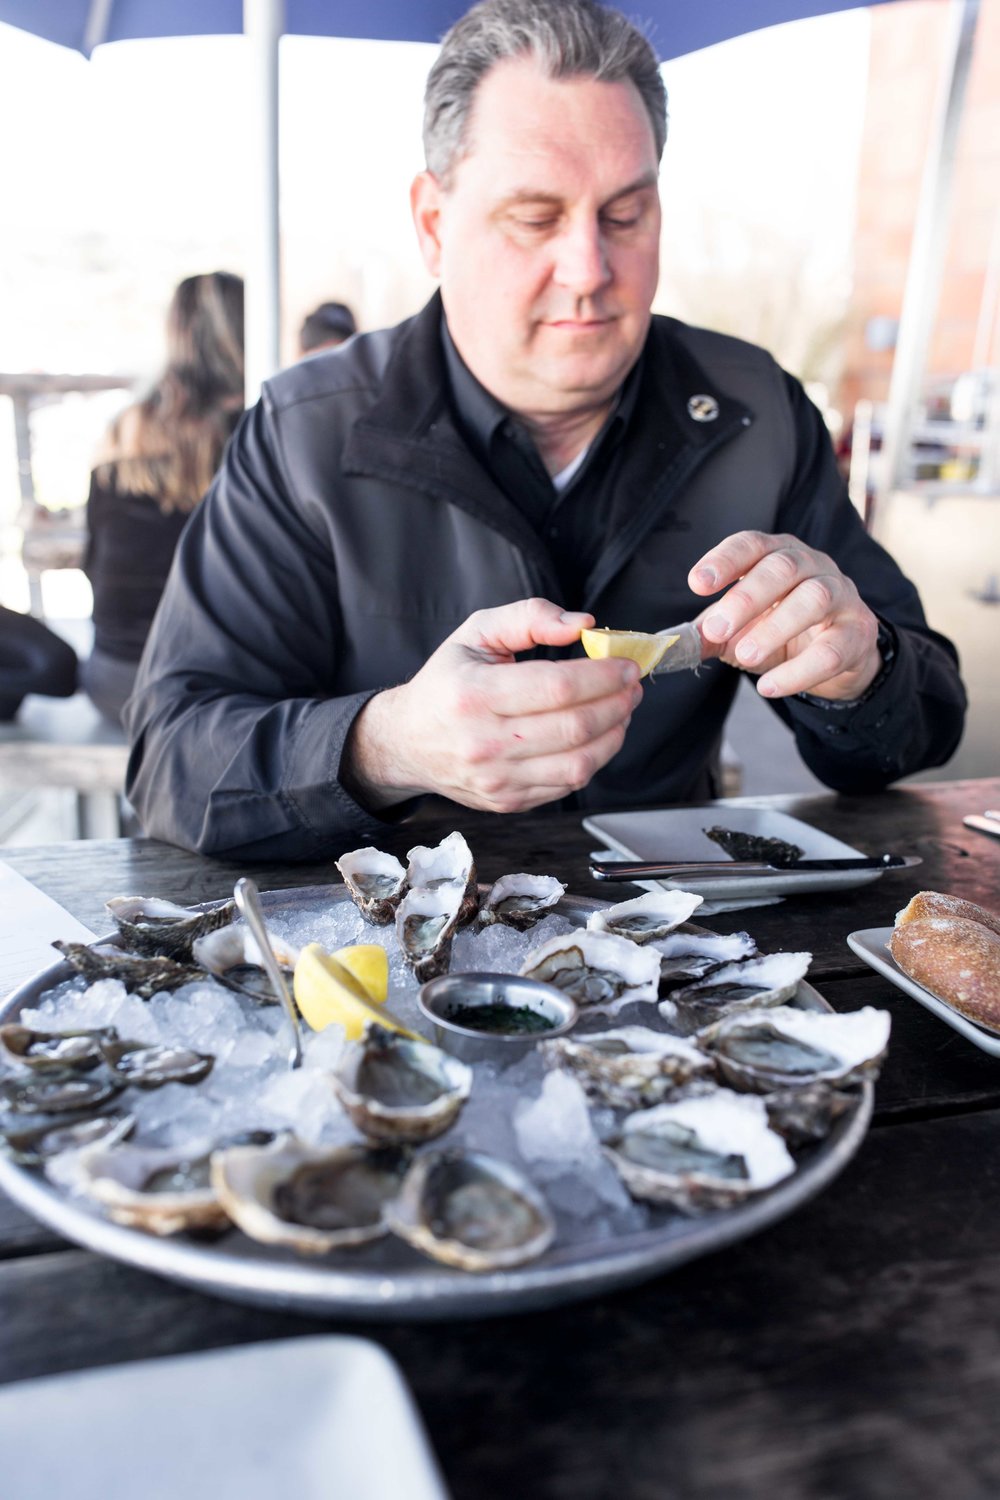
{"left": 293, "top": 942, "right": 418, "bottom": 1039}
{"left": 580, "top": 626, "right": 680, "bottom": 679}
{"left": 332, "top": 944, "right": 389, "bottom": 1004}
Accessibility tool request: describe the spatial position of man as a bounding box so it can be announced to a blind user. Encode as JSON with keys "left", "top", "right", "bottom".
{"left": 125, "top": 0, "right": 965, "bottom": 860}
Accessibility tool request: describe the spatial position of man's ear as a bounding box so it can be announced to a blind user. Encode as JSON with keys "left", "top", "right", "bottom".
{"left": 410, "top": 171, "right": 445, "bottom": 278}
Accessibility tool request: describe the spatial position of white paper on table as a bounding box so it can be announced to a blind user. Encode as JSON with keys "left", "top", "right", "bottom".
{"left": 0, "top": 860, "right": 96, "bottom": 998}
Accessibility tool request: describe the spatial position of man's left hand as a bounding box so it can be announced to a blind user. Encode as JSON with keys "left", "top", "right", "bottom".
{"left": 689, "top": 530, "right": 881, "bottom": 701}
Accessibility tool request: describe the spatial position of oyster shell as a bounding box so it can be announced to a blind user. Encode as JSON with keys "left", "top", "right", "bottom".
{"left": 659, "top": 950, "right": 812, "bottom": 1032}
{"left": 105, "top": 895, "right": 237, "bottom": 960}
{"left": 0, "top": 1073, "right": 123, "bottom": 1115}
{"left": 47, "top": 1137, "right": 229, "bottom": 1235}
{"left": 0, "top": 1023, "right": 114, "bottom": 1073}
{"left": 99, "top": 1037, "right": 215, "bottom": 1090}
{"left": 604, "top": 1089, "right": 795, "bottom": 1212}
{"left": 763, "top": 1083, "right": 856, "bottom": 1146}
{"left": 587, "top": 890, "right": 704, "bottom": 945}
{"left": 406, "top": 831, "right": 479, "bottom": 926}
{"left": 192, "top": 923, "right": 298, "bottom": 1005}
{"left": 52, "top": 941, "right": 204, "bottom": 998}
{"left": 211, "top": 1134, "right": 410, "bottom": 1253}
{"left": 479, "top": 874, "right": 566, "bottom": 931}
{"left": 387, "top": 1149, "right": 555, "bottom": 1271}
{"left": 656, "top": 929, "right": 758, "bottom": 989}
{"left": 331, "top": 1024, "right": 472, "bottom": 1143}
{"left": 396, "top": 883, "right": 464, "bottom": 983}
{"left": 520, "top": 929, "right": 660, "bottom": 1013}
{"left": 335, "top": 847, "right": 408, "bottom": 925}
{"left": 2, "top": 1112, "right": 134, "bottom": 1167}
{"left": 702, "top": 826, "right": 804, "bottom": 865}
{"left": 698, "top": 1004, "right": 891, "bottom": 1093}
{"left": 540, "top": 1025, "right": 714, "bottom": 1110}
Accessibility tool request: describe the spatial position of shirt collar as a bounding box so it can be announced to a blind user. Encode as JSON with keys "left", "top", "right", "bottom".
{"left": 440, "top": 316, "right": 645, "bottom": 475}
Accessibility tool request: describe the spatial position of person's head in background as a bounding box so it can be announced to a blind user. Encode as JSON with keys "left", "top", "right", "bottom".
{"left": 298, "top": 301, "right": 358, "bottom": 356}
{"left": 97, "top": 271, "right": 245, "bottom": 513}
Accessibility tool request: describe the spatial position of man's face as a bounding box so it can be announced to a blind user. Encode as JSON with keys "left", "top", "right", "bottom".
{"left": 412, "top": 56, "right": 662, "bottom": 422}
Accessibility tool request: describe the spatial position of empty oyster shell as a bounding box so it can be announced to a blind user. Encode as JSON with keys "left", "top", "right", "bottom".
{"left": 335, "top": 847, "right": 408, "bottom": 925}
{"left": 387, "top": 1149, "right": 555, "bottom": 1271}
{"left": 407, "top": 831, "right": 479, "bottom": 926}
{"left": 396, "top": 883, "right": 465, "bottom": 983}
{"left": 0, "top": 1073, "right": 123, "bottom": 1115}
{"left": 479, "top": 873, "right": 566, "bottom": 931}
{"left": 587, "top": 890, "right": 703, "bottom": 944}
{"left": 541, "top": 1025, "right": 714, "bottom": 1110}
{"left": 657, "top": 929, "right": 758, "bottom": 989}
{"left": 699, "top": 1005, "right": 891, "bottom": 1093}
{"left": 192, "top": 923, "right": 298, "bottom": 1005}
{"left": 52, "top": 942, "right": 204, "bottom": 998}
{"left": 99, "top": 1037, "right": 215, "bottom": 1090}
{"left": 47, "top": 1137, "right": 229, "bottom": 1235}
{"left": 659, "top": 950, "right": 812, "bottom": 1032}
{"left": 0, "top": 1023, "right": 115, "bottom": 1073}
{"left": 105, "top": 896, "right": 237, "bottom": 960}
{"left": 331, "top": 1024, "right": 472, "bottom": 1144}
{"left": 604, "top": 1089, "right": 795, "bottom": 1212}
{"left": 211, "top": 1135, "right": 411, "bottom": 1253}
{"left": 520, "top": 929, "right": 660, "bottom": 1013}
{"left": 2, "top": 1112, "right": 134, "bottom": 1167}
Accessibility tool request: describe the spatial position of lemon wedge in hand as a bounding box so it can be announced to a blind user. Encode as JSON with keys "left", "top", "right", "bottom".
{"left": 293, "top": 942, "right": 418, "bottom": 1039}
{"left": 580, "top": 626, "right": 680, "bottom": 679}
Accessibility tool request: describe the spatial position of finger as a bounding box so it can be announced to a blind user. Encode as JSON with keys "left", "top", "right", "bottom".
{"left": 688, "top": 530, "right": 777, "bottom": 596}
{"left": 468, "top": 685, "right": 639, "bottom": 763}
{"left": 696, "top": 541, "right": 835, "bottom": 646}
{"left": 461, "top": 720, "right": 633, "bottom": 813}
{"left": 454, "top": 598, "right": 595, "bottom": 662}
{"left": 464, "top": 656, "right": 641, "bottom": 718}
{"left": 727, "top": 573, "right": 845, "bottom": 671}
{"left": 754, "top": 624, "right": 873, "bottom": 699}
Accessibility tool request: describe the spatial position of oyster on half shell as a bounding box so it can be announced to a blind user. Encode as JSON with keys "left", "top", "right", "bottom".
{"left": 698, "top": 1004, "right": 891, "bottom": 1093}
{"left": 540, "top": 1025, "right": 714, "bottom": 1110}
{"left": 105, "top": 896, "right": 237, "bottom": 960}
{"left": 211, "top": 1134, "right": 411, "bottom": 1254}
{"left": 331, "top": 1024, "right": 472, "bottom": 1143}
{"left": 387, "top": 1149, "right": 555, "bottom": 1271}
{"left": 396, "top": 883, "right": 465, "bottom": 983}
{"left": 0, "top": 1023, "right": 115, "bottom": 1073}
{"left": 604, "top": 1089, "right": 795, "bottom": 1212}
{"left": 587, "top": 890, "right": 703, "bottom": 945}
{"left": 2, "top": 1112, "right": 134, "bottom": 1167}
{"left": 659, "top": 951, "right": 812, "bottom": 1033}
{"left": 99, "top": 1037, "right": 215, "bottom": 1090}
{"left": 520, "top": 929, "right": 660, "bottom": 1013}
{"left": 479, "top": 874, "right": 566, "bottom": 931}
{"left": 335, "top": 847, "right": 408, "bottom": 925}
{"left": 192, "top": 923, "right": 298, "bottom": 1005}
{"left": 47, "top": 1137, "right": 229, "bottom": 1235}
{"left": 407, "top": 831, "right": 479, "bottom": 926}
{"left": 656, "top": 929, "right": 758, "bottom": 990}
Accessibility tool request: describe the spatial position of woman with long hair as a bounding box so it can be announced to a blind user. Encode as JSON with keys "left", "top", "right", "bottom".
{"left": 82, "top": 271, "right": 244, "bottom": 723}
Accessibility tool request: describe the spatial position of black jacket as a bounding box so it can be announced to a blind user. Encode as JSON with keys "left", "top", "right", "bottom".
{"left": 125, "top": 295, "right": 965, "bottom": 859}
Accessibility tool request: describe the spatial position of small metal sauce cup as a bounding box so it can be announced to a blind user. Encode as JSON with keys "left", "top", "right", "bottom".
{"left": 417, "top": 972, "right": 578, "bottom": 1063}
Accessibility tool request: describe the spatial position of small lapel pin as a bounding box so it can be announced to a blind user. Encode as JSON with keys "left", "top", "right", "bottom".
{"left": 687, "top": 394, "right": 719, "bottom": 422}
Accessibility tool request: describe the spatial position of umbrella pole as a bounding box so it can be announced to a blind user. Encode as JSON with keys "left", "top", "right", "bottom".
{"left": 244, "top": 0, "right": 284, "bottom": 404}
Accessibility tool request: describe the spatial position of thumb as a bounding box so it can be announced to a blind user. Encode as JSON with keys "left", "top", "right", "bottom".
{"left": 454, "top": 599, "right": 594, "bottom": 662}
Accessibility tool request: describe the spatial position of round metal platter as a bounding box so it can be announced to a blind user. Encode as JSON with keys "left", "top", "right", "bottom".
{"left": 0, "top": 885, "right": 873, "bottom": 1321}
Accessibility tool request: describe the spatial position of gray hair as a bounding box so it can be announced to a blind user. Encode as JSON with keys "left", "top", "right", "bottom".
{"left": 423, "top": 0, "right": 667, "bottom": 185}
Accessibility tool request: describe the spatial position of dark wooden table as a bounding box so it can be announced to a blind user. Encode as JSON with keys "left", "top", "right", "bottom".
{"left": 2, "top": 778, "right": 999, "bottom": 1499}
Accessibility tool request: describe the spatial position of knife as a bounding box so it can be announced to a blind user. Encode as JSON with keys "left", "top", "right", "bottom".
{"left": 964, "top": 815, "right": 1000, "bottom": 840}
{"left": 589, "top": 853, "right": 922, "bottom": 880}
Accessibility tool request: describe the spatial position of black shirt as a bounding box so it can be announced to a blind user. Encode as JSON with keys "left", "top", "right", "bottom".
{"left": 441, "top": 320, "right": 644, "bottom": 609}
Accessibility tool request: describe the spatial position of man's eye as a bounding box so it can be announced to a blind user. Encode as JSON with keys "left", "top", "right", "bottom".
{"left": 602, "top": 212, "right": 641, "bottom": 230}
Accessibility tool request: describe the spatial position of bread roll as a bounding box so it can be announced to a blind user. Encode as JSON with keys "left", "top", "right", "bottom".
{"left": 889, "top": 916, "right": 1000, "bottom": 1029}
{"left": 895, "top": 890, "right": 1000, "bottom": 939}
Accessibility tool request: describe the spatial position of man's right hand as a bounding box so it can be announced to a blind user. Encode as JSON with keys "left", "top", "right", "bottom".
{"left": 343, "top": 597, "right": 643, "bottom": 814}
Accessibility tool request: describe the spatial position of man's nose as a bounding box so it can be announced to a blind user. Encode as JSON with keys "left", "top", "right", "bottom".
{"left": 552, "top": 220, "right": 611, "bottom": 296}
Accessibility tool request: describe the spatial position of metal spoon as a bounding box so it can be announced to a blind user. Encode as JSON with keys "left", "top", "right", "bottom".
{"left": 233, "top": 877, "right": 303, "bottom": 1070}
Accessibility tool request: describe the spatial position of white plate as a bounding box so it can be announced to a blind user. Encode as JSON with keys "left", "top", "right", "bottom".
{"left": 847, "top": 926, "right": 1000, "bottom": 1057}
{"left": 0, "top": 1336, "right": 449, "bottom": 1500}
{"left": 585, "top": 806, "right": 889, "bottom": 900}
